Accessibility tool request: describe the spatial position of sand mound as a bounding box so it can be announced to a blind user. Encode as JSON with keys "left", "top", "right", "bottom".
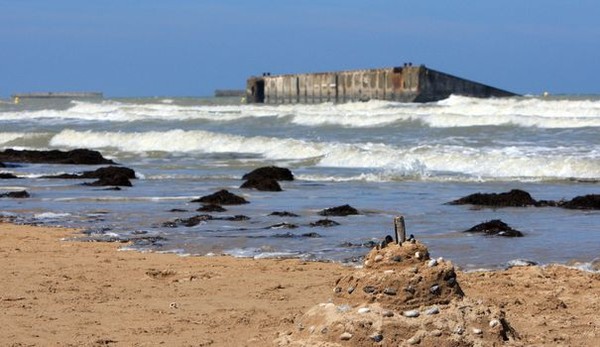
{"left": 276, "top": 241, "right": 520, "bottom": 346}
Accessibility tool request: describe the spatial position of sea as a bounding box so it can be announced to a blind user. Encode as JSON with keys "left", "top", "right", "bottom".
{"left": 1, "top": 95, "right": 599, "bottom": 271}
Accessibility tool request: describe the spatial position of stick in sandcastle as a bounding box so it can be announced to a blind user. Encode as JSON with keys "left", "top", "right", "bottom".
{"left": 394, "top": 216, "right": 406, "bottom": 245}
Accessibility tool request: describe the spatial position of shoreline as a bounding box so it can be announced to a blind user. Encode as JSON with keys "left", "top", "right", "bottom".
{"left": 1, "top": 222, "right": 599, "bottom": 346}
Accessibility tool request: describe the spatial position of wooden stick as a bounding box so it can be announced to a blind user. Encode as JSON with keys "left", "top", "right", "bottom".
{"left": 394, "top": 216, "right": 406, "bottom": 244}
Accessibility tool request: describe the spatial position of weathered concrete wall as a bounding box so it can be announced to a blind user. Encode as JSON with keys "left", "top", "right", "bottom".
{"left": 246, "top": 65, "right": 516, "bottom": 104}
{"left": 415, "top": 69, "right": 516, "bottom": 103}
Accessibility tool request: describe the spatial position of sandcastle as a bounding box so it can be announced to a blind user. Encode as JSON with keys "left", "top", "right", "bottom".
{"left": 276, "top": 218, "right": 520, "bottom": 347}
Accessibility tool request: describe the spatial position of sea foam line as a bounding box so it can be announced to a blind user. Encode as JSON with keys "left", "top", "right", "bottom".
{"left": 49, "top": 129, "right": 600, "bottom": 181}
{"left": 3, "top": 96, "right": 600, "bottom": 128}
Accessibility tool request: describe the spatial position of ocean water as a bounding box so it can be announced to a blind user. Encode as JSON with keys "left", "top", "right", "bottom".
{"left": 1, "top": 95, "right": 599, "bottom": 270}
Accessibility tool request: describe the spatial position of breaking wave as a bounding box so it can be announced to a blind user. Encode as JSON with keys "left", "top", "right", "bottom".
{"left": 1, "top": 96, "right": 599, "bottom": 128}
{"left": 49, "top": 129, "right": 600, "bottom": 181}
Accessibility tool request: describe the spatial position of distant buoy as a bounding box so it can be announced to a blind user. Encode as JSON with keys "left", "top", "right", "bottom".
{"left": 14, "top": 96, "right": 20, "bottom": 104}
{"left": 543, "top": 91, "right": 549, "bottom": 97}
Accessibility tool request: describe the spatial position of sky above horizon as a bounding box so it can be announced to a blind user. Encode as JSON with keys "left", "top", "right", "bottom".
{"left": 1, "top": 0, "right": 599, "bottom": 97}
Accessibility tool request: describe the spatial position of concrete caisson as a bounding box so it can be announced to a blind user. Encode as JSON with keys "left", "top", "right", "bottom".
{"left": 246, "top": 65, "right": 517, "bottom": 104}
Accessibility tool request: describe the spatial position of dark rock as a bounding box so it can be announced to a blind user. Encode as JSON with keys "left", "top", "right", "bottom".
{"left": 383, "top": 287, "right": 397, "bottom": 295}
{"left": 169, "top": 208, "right": 188, "bottom": 212}
{"left": 363, "top": 285, "right": 377, "bottom": 294}
{"left": 162, "top": 221, "right": 179, "bottom": 228}
{"left": 240, "top": 177, "right": 282, "bottom": 191}
{"left": 448, "top": 189, "right": 537, "bottom": 207}
{"left": 273, "top": 231, "right": 319, "bottom": 238}
{"left": 371, "top": 334, "right": 384, "bottom": 343}
{"left": 44, "top": 166, "right": 136, "bottom": 187}
{"left": 130, "top": 236, "right": 167, "bottom": 247}
{"left": 179, "top": 214, "right": 214, "bottom": 227}
{"left": 338, "top": 240, "right": 378, "bottom": 248}
{"left": 83, "top": 175, "right": 132, "bottom": 187}
{"left": 560, "top": 194, "right": 600, "bottom": 210}
{"left": 191, "top": 189, "right": 249, "bottom": 205}
{"left": 380, "top": 235, "right": 394, "bottom": 248}
{"left": 269, "top": 211, "right": 299, "bottom": 217}
{"left": 242, "top": 166, "right": 294, "bottom": 181}
{"left": 0, "top": 162, "right": 4, "bottom": 167}
{"left": 0, "top": 148, "right": 115, "bottom": 165}
{"left": 223, "top": 215, "right": 250, "bottom": 221}
{"left": 0, "top": 173, "right": 19, "bottom": 179}
{"left": 268, "top": 222, "right": 298, "bottom": 229}
{"left": 0, "top": 190, "right": 30, "bottom": 198}
{"left": 101, "top": 186, "right": 122, "bottom": 191}
{"left": 319, "top": 204, "right": 359, "bottom": 216}
{"left": 463, "top": 219, "right": 524, "bottom": 237}
{"left": 81, "top": 166, "right": 136, "bottom": 179}
{"left": 162, "top": 213, "right": 251, "bottom": 227}
{"left": 81, "top": 234, "right": 166, "bottom": 246}
{"left": 197, "top": 204, "right": 227, "bottom": 212}
{"left": 67, "top": 166, "right": 136, "bottom": 179}
{"left": 310, "top": 219, "right": 340, "bottom": 227}
{"left": 162, "top": 214, "right": 214, "bottom": 227}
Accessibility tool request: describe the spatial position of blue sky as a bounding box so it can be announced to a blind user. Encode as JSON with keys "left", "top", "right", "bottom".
{"left": 1, "top": 0, "right": 599, "bottom": 97}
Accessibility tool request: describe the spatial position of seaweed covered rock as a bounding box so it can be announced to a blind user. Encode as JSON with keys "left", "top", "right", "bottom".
{"left": 197, "top": 204, "right": 227, "bottom": 212}
{"left": 310, "top": 219, "right": 340, "bottom": 227}
{"left": 0, "top": 148, "right": 114, "bottom": 165}
{"left": 319, "top": 204, "right": 360, "bottom": 216}
{"left": 162, "top": 213, "right": 250, "bottom": 227}
{"left": 270, "top": 211, "right": 299, "bottom": 217}
{"left": 560, "top": 194, "right": 600, "bottom": 210}
{"left": 0, "top": 173, "right": 19, "bottom": 179}
{"left": 242, "top": 166, "right": 294, "bottom": 181}
{"left": 83, "top": 173, "right": 133, "bottom": 187}
{"left": 464, "top": 219, "right": 524, "bottom": 237}
{"left": 240, "top": 177, "right": 282, "bottom": 191}
{"left": 83, "top": 166, "right": 136, "bottom": 179}
{"left": 191, "top": 189, "right": 249, "bottom": 205}
{"left": 448, "top": 189, "right": 537, "bottom": 207}
{"left": 43, "top": 166, "right": 136, "bottom": 187}
{"left": 0, "top": 190, "right": 30, "bottom": 198}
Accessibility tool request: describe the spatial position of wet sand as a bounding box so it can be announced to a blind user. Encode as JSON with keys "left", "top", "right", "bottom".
{"left": 1, "top": 222, "right": 598, "bottom": 346}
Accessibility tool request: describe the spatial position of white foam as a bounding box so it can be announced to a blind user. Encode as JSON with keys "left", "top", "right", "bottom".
{"left": 2, "top": 96, "right": 599, "bottom": 128}
{"left": 48, "top": 128, "right": 600, "bottom": 181}
{"left": 0, "top": 132, "right": 49, "bottom": 146}
{"left": 273, "top": 96, "right": 600, "bottom": 128}
{"left": 224, "top": 247, "right": 302, "bottom": 259}
{"left": 33, "top": 212, "right": 71, "bottom": 219}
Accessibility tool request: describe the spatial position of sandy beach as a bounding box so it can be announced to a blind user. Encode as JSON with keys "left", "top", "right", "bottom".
{"left": 1, "top": 222, "right": 599, "bottom": 346}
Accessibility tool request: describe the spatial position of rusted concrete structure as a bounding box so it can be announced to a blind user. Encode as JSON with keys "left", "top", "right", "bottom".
{"left": 246, "top": 65, "right": 517, "bottom": 104}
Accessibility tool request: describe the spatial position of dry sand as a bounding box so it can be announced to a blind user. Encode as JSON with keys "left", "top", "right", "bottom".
{"left": 1, "top": 222, "right": 598, "bottom": 346}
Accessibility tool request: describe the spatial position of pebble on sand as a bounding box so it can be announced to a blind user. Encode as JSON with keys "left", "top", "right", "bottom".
{"left": 357, "top": 307, "right": 371, "bottom": 314}
{"left": 339, "top": 332, "right": 353, "bottom": 340}
{"left": 403, "top": 310, "right": 420, "bottom": 318}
